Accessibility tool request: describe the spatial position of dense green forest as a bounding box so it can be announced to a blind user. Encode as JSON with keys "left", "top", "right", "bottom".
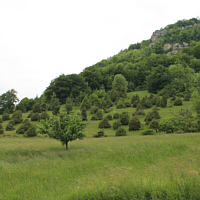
{"left": 1, "top": 17, "right": 200, "bottom": 115}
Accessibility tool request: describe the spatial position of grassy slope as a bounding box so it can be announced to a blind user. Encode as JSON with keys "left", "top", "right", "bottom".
{"left": 0, "top": 91, "right": 199, "bottom": 199}
{"left": 0, "top": 134, "right": 199, "bottom": 199}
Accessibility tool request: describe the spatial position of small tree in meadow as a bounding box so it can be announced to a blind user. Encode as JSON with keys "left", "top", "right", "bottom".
{"left": 65, "top": 98, "right": 73, "bottom": 114}
{"left": 2, "top": 108, "right": 10, "bottom": 121}
{"left": 113, "top": 120, "right": 121, "bottom": 130}
{"left": 144, "top": 108, "right": 161, "bottom": 125}
{"left": 11, "top": 110, "right": 23, "bottom": 124}
{"left": 149, "top": 118, "right": 159, "bottom": 132}
{"left": 40, "top": 109, "right": 85, "bottom": 150}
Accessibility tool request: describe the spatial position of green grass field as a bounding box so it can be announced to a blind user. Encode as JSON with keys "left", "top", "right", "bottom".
{"left": 0, "top": 91, "right": 199, "bottom": 199}
{"left": 0, "top": 134, "right": 200, "bottom": 199}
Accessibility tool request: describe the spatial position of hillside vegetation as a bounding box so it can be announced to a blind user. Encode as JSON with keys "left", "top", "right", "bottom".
{"left": 0, "top": 18, "right": 200, "bottom": 199}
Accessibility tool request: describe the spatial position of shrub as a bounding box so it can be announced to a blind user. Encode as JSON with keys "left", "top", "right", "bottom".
{"left": 129, "top": 116, "right": 141, "bottom": 131}
{"left": 33, "top": 103, "right": 41, "bottom": 113}
{"left": 131, "top": 94, "right": 140, "bottom": 104}
{"left": 16, "top": 119, "right": 32, "bottom": 134}
{"left": 0, "top": 128, "right": 4, "bottom": 134}
{"left": 113, "top": 113, "right": 120, "bottom": 119}
{"left": 24, "top": 125, "right": 37, "bottom": 137}
{"left": 149, "top": 118, "right": 159, "bottom": 132}
{"left": 160, "top": 95, "right": 168, "bottom": 108}
{"left": 115, "top": 127, "right": 126, "bottom": 136}
{"left": 0, "top": 118, "right": 3, "bottom": 123}
{"left": 183, "top": 93, "right": 190, "bottom": 101}
{"left": 6, "top": 122, "right": 15, "bottom": 131}
{"left": 174, "top": 97, "right": 183, "bottom": 106}
{"left": 99, "top": 117, "right": 111, "bottom": 128}
{"left": 125, "top": 101, "right": 131, "bottom": 107}
{"left": 132, "top": 100, "right": 139, "bottom": 108}
{"left": 93, "top": 130, "right": 105, "bottom": 138}
{"left": 27, "top": 112, "right": 33, "bottom": 118}
{"left": 0, "top": 124, "right": 4, "bottom": 134}
{"left": 11, "top": 110, "right": 23, "bottom": 124}
{"left": 158, "top": 120, "right": 174, "bottom": 133}
{"left": 113, "top": 120, "right": 121, "bottom": 130}
{"left": 40, "top": 111, "right": 50, "bottom": 121}
{"left": 96, "top": 110, "right": 103, "bottom": 120}
{"left": 81, "top": 107, "right": 87, "bottom": 121}
{"left": 31, "top": 113, "right": 40, "bottom": 121}
{"left": 116, "top": 99, "right": 125, "bottom": 109}
{"left": 2, "top": 113, "right": 10, "bottom": 121}
{"left": 91, "top": 115, "right": 98, "bottom": 120}
{"left": 184, "top": 121, "right": 197, "bottom": 133}
{"left": 141, "top": 129, "right": 155, "bottom": 135}
{"left": 106, "top": 114, "right": 112, "bottom": 120}
{"left": 120, "top": 112, "right": 130, "bottom": 125}
{"left": 134, "top": 103, "right": 145, "bottom": 116}
{"left": 144, "top": 108, "right": 161, "bottom": 125}
{"left": 90, "top": 106, "right": 99, "bottom": 114}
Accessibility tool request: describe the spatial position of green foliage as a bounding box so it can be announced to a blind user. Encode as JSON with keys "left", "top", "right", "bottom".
{"left": 0, "top": 124, "right": 4, "bottom": 134}
{"left": 113, "top": 120, "right": 121, "bottom": 130}
{"left": 149, "top": 118, "right": 159, "bottom": 132}
{"left": 17, "top": 119, "right": 35, "bottom": 135}
{"left": 113, "top": 113, "right": 120, "bottom": 119}
{"left": 96, "top": 110, "right": 103, "bottom": 120}
{"left": 44, "top": 74, "right": 88, "bottom": 104}
{"left": 129, "top": 116, "right": 141, "bottom": 131}
{"left": 116, "top": 99, "right": 126, "bottom": 109}
{"left": 0, "top": 89, "right": 19, "bottom": 114}
{"left": 174, "top": 97, "right": 183, "bottom": 106}
{"left": 11, "top": 110, "right": 23, "bottom": 124}
{"left": 0, "top": 118, "right": 3, "bottom": 123}
{"left": 120, "top": 112, "right": 130, "bottom": 125}
{"left": 24, "top": 125, "right": 37, "bottom": 137}
{"left": 115, "top": 127, "right": 126, "bottom": 136}
{"left": 80, "top": 96, "right": 91, "bottom": 110}
{"left": 33, "top": 103, "right": 42, "bottom": 113}
{"left": 42, "top": 109, "right": 85, "bottom": 149}
{"left": 49, "top": 93, "right": 60, "bottom": 115}
{"left": 90, "top": 106, "right": 99, "bottom": 114}
{"left": 134, "top": 103, "right": 145, "bottom": 116}
{"left": 160, "top": 95, "right": 168, "bottom": 108}
{"left": 2, "top": 112, "right": 10, "bottom": 121}
{"left": 141, "top": 129, "right": 155, "bottom": 135}
{"left": 31, "top": 113, "right": 40, "bottom": 121}
{"left": 106, "top": 114, "right": 112, "bottom": 121}
{"left": 81, "top": 107, "right": 87, "bottom": 121}
{"left": 40, "top": 111, "right": 50, "bottom": 121}
{"left": 65, "top": 98, "right": 73, "bottom": 113}
{"left": 27, "top": 112, "right": 33, "bottom": 118}
{"left": 144, "top": 108, "right": 161, "bottom": 125}
{"left": 158, "top": 120, "right": 174, "bottom": 134}
{"left": 98, "top": 117, "right": 111, "bottom": 128}
{"left": 6, "top": 121, "right": 15, "bottom": 131}
{"left": 191, "top": 90, "right": 200, "bottom": 115}
{"left": 93, "top": 130, "right": 105, "bottom": 138}
{"left": 112, "top": 74, "right": 128, "bottom": 93}
{"left": 183, "top": 93, "right": 191, "bottom": 101}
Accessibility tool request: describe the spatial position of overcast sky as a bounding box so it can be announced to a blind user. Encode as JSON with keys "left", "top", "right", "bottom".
{"left": 0, "top": 0, "right": 200, "bottom": 101}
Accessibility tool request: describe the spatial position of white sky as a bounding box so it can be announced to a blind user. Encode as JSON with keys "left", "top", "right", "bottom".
{"left": 0, "top": 0, "right": 200, "bottom": 101}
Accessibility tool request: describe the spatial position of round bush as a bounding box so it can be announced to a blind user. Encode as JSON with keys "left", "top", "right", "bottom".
{"left": 0, "top": 118, "right": 3, "bottom": 123}
{"left": 149, "top": 118, "right": 159, "bottom": 132}
{"left": 91, "top": 115, "right": 98, "bottom": 121}
{"left": 106, "top": 114, "right": 112, "bottom": 121}
{"left": 24, "top": 125, "right": 37, "bottom": 137}
{"left": 174, "top": 97, "right": 182, "bottom": 106}
{"left": 120, "top": 112, "right": 130, "bottom": 125}
{"left": 113, "top": 113, "right": 120, "bottom": 119}
{"left": 2, "top": 113, "right": 10, "bottom": 121}
{"left": 129, "top": 116, "right": 141, "bottom": 131}
{"left": 31, "top": 113, "right": 40, "bottom": 121}
{"left": 158, "top": 120, "right": 174, "bottom": 134}
{"left": 141, "top": 129, "right": 155, "bottom": 135}
{"left": 113, "top": 120, "right": 121, "bottom": 130}
{"left": 90, "top": 106, "right": 99, "bottom": 114}
{"left": 27, "top": 112, "right": 33, "bottom": 118}
{"left": 115, "top": 127, "right": 126, "bottom": 136}
{"left": 6, "top": 123, "right": 15, "bottom": 131}
{"left": 96, "top": 110, "right": 103, "bottom": 120}
{"left": 99, "top": 117, "right": 111, "bottom": 128}
{"left": 0, "top": 129, "right": 4, "bottom": 134}
{"left": 40, "top": 111, "right": 50, "bottom": 121}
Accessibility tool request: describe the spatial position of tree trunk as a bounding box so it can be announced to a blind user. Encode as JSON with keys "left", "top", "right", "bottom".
{"left": 66, "top": 141, "right": 69, "bottom": 150}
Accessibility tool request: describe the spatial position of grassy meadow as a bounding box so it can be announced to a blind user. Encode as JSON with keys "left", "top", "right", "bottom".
{"left": 0, "top": 91, "right": 200, "bottom": 199}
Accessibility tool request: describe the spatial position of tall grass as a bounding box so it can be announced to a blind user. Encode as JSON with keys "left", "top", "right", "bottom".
{"left": 0, "top": 133, "right": 200, "bottom": 199}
